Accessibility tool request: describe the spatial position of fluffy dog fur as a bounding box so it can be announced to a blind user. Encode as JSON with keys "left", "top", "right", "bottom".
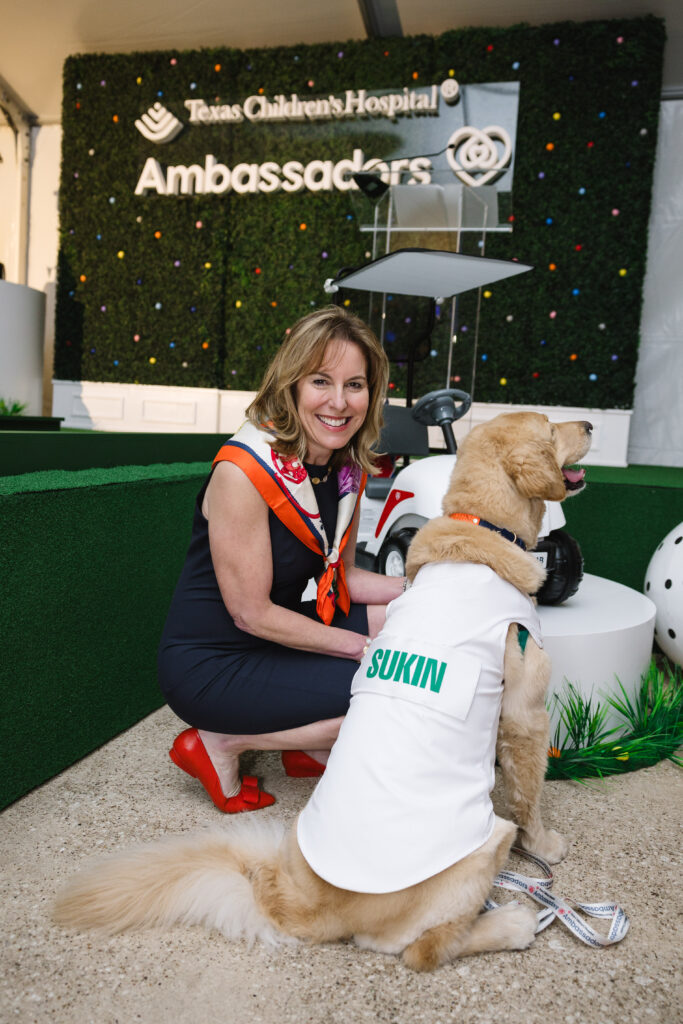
{"left": 54, "top": 412, "right": 592, "bottom": 971}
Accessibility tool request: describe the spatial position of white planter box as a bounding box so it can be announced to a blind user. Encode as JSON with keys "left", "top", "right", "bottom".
{"left": 52, "top": 378, "right": 632, "bottom": 466}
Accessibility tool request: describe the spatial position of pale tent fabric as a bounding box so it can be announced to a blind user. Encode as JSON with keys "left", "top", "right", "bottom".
{"left": 629, "top": 100, "right": 683, "bottom": 467}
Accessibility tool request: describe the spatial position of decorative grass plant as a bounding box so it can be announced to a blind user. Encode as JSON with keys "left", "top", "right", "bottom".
{"left": 546, "top": 660, "right": 682, "bottom": 780}
{"left": 0, "top": 398, "right": 27, "bottom": 416}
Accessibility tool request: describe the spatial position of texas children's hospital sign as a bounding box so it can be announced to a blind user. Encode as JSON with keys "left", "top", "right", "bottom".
{"left": 134, "top": 79, "right": 519, "bottom": 198}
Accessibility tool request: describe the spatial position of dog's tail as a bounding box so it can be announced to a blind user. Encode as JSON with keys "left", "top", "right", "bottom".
{"left": 52, "top": 817, "right": 289, "bottom": 947}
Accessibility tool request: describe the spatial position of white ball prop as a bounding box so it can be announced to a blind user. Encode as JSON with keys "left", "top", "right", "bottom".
{"left": 644, "top": 522, "right": 683, "bottom": 666}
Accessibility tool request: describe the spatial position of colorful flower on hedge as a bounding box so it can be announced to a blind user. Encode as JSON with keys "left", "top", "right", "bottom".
{"left": 154, "top": 230, "right": 162, "bottom": 239}
{"left": 619, "top": 268, "right": 628, "bottom": 276}
{"left": 202, "top": 341, "right": 209, "bottom": 349}
{"left": 149, "top": 357, "right": 156, "bottom": 364}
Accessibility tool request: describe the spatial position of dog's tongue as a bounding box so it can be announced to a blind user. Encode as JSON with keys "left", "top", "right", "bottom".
{"left": 563, "top": 466, "right": 585, "bottom": 484}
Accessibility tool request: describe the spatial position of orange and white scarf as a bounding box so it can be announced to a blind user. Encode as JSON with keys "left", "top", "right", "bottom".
{"left": 213, "top": 421, "right": 366, "bottom": 625}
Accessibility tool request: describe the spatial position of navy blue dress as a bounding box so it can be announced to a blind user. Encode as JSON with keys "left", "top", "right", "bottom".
{"left": 158, "top": 464, "right": 369, "bottom": 734}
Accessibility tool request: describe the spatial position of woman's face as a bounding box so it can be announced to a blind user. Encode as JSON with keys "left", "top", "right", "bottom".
{"left": 296, "top": 338, "right": 369, "bottom": 465}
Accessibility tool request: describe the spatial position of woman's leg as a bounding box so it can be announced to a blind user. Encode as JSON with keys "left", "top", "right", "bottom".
{"left": 199, "top": 716, "right": 344, "bottom": 795}
{"left": 173, "top": 601, "right": 388, "bottom": 799}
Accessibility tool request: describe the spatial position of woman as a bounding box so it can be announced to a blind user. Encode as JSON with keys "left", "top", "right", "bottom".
{"left": 158, "top": 305, "right": 405, "bottom": 813}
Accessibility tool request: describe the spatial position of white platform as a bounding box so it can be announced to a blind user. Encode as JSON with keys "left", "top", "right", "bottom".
{"left": 539, "top": 573, "right": 656, "bottom": 738}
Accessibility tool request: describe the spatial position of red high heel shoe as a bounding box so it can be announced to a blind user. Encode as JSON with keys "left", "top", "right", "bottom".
{"left": 169, "top": 728, "right": 275, "bottom": 813}
{"left": 281, "top": 750, "right": 326, "bottom": 778}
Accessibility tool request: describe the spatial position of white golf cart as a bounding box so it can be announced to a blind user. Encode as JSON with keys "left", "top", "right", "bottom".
{"left": 325, "top": 249, "right": 584, "bottom": 605}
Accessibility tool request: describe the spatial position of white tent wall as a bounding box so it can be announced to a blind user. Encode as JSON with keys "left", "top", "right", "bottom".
{"left": 0, "top": 124, "right": 20, "bottom": 282}
{"left": 26, "top": 124, "right": 61, "bottom": 415}
{"left": 627, "top": 99, "right": 683, "bottom": 467}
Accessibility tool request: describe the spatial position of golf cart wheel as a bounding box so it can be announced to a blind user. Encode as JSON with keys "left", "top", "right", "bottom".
{"left": 379, "top": 530, "right": 416, "bottom": 577}
{"left": 534, "top": 529, "right": 584, "bottom": 606}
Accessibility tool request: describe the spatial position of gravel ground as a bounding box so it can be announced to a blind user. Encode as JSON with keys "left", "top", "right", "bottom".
{"left": 1, "top": 704, "right": 681, "bottom": 1024}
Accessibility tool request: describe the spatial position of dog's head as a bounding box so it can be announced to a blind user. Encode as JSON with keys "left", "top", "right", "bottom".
{"left": 442, "top": 412, "right": 593, "bottom": 546}
{"left": 498, "top": 413, "right": 592, "bottom": 502}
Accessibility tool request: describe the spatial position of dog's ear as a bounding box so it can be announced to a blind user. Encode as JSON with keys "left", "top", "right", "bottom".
{"left": 504, "top": 440, "right": 566, "bottom": 501}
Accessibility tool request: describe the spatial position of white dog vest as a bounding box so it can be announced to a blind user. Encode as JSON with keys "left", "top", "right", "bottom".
{"left": 297, "top": 561, "right": 543, "bottom": 894}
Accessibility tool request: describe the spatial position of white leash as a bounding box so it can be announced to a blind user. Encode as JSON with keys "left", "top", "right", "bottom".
{"left": 484, "top": 847, "right": 630, "bottom": 948}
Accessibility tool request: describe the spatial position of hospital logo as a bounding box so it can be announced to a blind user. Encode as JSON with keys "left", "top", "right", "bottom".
{"left": 446, "top": 125, "right": 512, "bottom": 187}
{"left": 134, "top": 102, "right": 184, "bottom": 144}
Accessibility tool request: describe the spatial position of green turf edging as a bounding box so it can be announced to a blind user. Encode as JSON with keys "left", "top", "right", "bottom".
{"left": 0, "top": 461, "right": 209, "bottom": 496}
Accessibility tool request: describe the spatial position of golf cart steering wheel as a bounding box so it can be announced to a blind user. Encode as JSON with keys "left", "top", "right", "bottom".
{"left": 411, "top": 389, "right": 471, "bottom": 427}
{"left": 411, "top": 389, "right": 471, "bottom": 455}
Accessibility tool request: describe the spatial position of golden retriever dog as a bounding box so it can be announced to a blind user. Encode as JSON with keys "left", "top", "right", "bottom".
{"left": 54, "top": 412, "right": 592, "bottom": 971}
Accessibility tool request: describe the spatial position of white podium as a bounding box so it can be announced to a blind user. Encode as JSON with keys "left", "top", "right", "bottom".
{"left": 539, "top": 574, "right": 656, "bottom": 737}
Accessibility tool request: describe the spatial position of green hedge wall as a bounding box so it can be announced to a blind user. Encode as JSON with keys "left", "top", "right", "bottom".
{"left": 56, "top": 16, "right": 665, "bottom": 407}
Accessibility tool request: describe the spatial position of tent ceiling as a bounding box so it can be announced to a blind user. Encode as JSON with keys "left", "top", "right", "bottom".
{"left": 1, "top": 0, "right": 681, "bottom": 125}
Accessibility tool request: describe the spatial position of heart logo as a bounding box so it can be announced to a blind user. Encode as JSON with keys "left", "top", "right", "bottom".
{"left": 446, "top": 125, "right": 512, "bottom": 187}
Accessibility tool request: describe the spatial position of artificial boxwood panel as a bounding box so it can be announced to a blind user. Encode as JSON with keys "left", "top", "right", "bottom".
{"left": 0, "top": 465, "right": 206, "bottom": 808}
{"left": 56, "top": 16, "right": 665, "bottom": 407}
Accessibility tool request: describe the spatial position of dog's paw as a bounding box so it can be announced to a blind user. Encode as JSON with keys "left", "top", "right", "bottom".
{"left": 520, "top": 827, "right": 569, "bottom": 864}
{"left": 495, "top": 904, "right": 537, "bottom": 950}
{"left": 401, "top": 932, "right": 444, "bottom": 972}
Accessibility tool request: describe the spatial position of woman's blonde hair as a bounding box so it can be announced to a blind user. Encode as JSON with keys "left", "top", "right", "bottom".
{"left": 246, "top": 305, "right": 389, "bottom": 474}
